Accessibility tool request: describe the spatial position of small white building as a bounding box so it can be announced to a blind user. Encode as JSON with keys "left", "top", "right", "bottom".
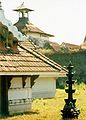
{"left": 0, "top": 2, "right": 66, "bottom": 116}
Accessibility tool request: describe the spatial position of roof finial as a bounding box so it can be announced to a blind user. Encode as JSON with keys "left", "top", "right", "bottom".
{"left": 21, "top": 1, "right": 24, "bottom": 6}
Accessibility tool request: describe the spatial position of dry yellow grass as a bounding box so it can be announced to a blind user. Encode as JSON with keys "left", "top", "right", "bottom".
{"left": 0, "top": 84, "right": 86, "bottom": 120}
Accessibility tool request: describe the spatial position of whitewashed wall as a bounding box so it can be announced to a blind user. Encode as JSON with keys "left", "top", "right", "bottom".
{"left": 8, "top": 77, "right": 31, "bottom": 100}
{"left": 8, "top": 77, "right": 32, "bottom": 115}
{"left": 27, "top": 32, "right": 49, "bottom": 41}
{"left": 8, "top": 76, "right": 56, "bottom": 100}
{"left": 32, "top": 77, "right": 56, "bottom": 98}
{"left": 8, "top": 76, "right": 56, "bottom": 114}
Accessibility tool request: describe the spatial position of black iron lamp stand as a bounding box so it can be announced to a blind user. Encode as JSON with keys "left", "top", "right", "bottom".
{"left": 61, "top": 62, "right": 80, "bottom": 119}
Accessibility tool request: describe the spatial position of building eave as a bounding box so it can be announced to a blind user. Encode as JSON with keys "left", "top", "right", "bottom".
{"left": 13, "top": 8, "right": 34, "bottom": 12}
{"left": 23, "top": 30, "right": 54, "bottom": 37}
{"left": 0, "top": 71, "right": 66, "bottom": 77}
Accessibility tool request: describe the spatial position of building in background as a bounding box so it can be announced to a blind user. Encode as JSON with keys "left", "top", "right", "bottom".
{"left": 61, "top": 42, "right": 80, "bottom": 52}
{"left": 13, "top": 2, "right": 54, "bottom": 49}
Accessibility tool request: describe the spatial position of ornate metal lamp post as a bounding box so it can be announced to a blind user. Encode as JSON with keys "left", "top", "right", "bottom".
{"left": 61, "top": 62, "right": 80, "bottom": 119}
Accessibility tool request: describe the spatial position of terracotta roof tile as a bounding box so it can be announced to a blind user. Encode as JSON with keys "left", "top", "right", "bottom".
{"left": 0, "top": 45, "right": 67, "bottom": 74}
{"left": 19, "top": 40, "right": 36, "bottom": 49}
{"left": 8, "top": 67, "right": 17, "bottom": 71}
{"left": 24, "top": 22, "right": 54, "bottom": 37}
{"left": 50, "top": 41, "right": 61, "bottom": 52}
{"left": 15, "top": 21, "right": 54, "bottom": 37}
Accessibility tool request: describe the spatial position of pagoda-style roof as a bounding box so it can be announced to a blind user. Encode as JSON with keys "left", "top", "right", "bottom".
{"left": 13, "top": 2, "right": 34, "bottom": 12}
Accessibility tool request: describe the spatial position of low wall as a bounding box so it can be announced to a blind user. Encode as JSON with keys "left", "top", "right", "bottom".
{"left": 9, "top": 98, "right": 32, "bottom": 115}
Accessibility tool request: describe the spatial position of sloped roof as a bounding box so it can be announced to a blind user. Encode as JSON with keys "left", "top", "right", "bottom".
{"left": 0, "top": 44, "right": 66, "bottom": 76}
{"left": 50, "top": 41, "right": 61, "bottom": 52}
{"left": 61, "top": 42, "right": 80, "bottom": 49}
{"left": 19, "top": 39, "right": 36, "bottom": 49}
{"left": 15, "top": 20, "right": 54, "bottom": 37}
{"left": 25, "top": 22, "right": 54, "bottom": 37}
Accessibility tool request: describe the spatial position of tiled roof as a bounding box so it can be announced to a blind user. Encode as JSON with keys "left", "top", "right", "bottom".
{"left": 61, "top": 42, "right": 80, "bottom": 49}
{"left": 0, "top": 44, "right": 66, "bottom": 74}
{"left": 15, "top": 21, "right": 54, "bottom": 37}
{"left": 25, "top": 22, "right": 46, "bottom": 33}
{"left": 19, "top": 40, "right": 36, "bottom": 49}
{"left": 50, "top": 41, "right": 61, "bottom": 52}
{"left": 24, "top": 22, "right": 54, "bottom": 37}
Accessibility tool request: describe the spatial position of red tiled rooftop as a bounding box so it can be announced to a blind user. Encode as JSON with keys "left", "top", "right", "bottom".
{"left": 0, "top": 45, "right": 66, "bottom": 74}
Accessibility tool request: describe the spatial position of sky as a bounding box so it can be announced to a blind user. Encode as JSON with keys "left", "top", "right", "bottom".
{"left": 1, "top": 0, "right": 86, "bottom": 45}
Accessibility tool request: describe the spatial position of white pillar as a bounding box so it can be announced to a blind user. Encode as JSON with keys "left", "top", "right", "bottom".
{"left": 26, "top": 77, "right": 32, "bottom": 101}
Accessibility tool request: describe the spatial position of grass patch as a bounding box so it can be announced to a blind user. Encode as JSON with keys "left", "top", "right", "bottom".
{"left": 0, "top": 84, "right": 86, "bottom": 120}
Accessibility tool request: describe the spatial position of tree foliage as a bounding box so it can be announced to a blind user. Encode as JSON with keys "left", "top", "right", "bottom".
{"left": 46, "top": 50, "right": 86, "bottom": 87}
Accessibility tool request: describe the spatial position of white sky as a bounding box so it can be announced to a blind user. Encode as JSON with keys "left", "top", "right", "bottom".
{"left": 1, "top": 0, "right": 86, "bottom": 45}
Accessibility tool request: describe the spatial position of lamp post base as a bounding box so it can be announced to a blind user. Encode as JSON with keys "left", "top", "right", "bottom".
{"left": 61, "top": 101, "right": 80, "bottom": 119}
